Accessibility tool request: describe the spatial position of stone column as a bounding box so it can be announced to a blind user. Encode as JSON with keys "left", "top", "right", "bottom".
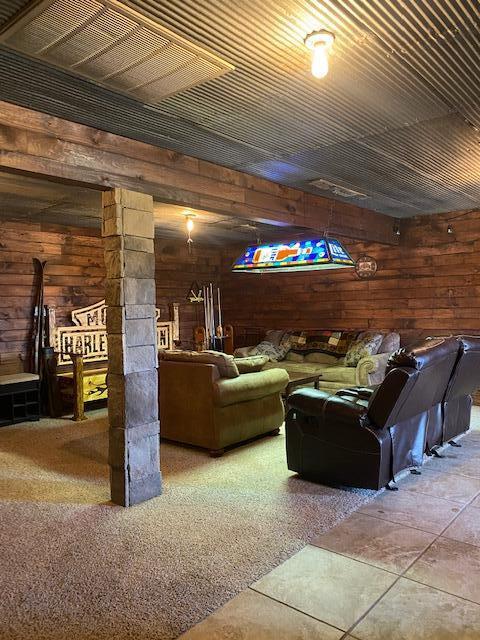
{"left": 102, "top": 188, "right": 161, "bottom": 506}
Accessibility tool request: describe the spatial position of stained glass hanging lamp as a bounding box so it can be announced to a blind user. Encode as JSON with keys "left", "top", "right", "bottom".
{"left": 231, "top": 237, "right": 355, "bottom": 273}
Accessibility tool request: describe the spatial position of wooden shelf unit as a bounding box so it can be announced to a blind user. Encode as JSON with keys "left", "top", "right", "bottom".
{"left": 0, "top": 379, "right": 40, "bottom": 427}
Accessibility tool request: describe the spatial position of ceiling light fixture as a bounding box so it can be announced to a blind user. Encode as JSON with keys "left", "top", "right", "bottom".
{"left": 232, "top": 238, "right": 355, "bottom": 273}
{"left": 304, "top": 30, "right": 335, "bottom": 79}
{"left": 185, "top": 213, "right": 196, "bottom": 253}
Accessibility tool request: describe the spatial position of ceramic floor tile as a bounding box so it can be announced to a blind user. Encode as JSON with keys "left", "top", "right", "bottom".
{"left": 312, "top": 513, "right": 435, "bottom": 574}
{"left": 449, "top": 443, "right": 480, "bottom": 460}
{"left": 252, "top": 545, "right": 396, "bottom": 631}
{"left": 443, "top": 505, "right": 480, "bottom": 547}
{"left": 470, "top": 494, "right": 480, "bottom": 509}
{"left": 426, "top": 449, "right": 480, "bottom": 479}
{"left": 457, "top": 434, "right": 480, "bottom": 448}
{"left": 399, "top": 467, "right": 480, "bottom": 503}
{"left": 358, "top": 489, "right": 462, "bottom": 534}
{"left": 351, "top": 578, "right": 480, "bottom": 640}
{"left": 406, "top": 536, "right": 480, "bottom": 604}
{"left": 178, "top": 589, "right": 343, "bottom": 640}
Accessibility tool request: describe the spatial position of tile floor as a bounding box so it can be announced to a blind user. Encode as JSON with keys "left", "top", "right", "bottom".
{"left": 180, "top": 427, "right": 480, "bottom": 640}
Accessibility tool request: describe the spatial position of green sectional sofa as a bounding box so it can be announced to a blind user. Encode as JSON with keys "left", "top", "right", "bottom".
{"left": 235, "top": 330, "right": 400, "bottom": 395}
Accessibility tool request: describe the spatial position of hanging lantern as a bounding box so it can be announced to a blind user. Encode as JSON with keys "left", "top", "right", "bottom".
{"left": 232, "top": 237, "right": 355, "bottom": 273}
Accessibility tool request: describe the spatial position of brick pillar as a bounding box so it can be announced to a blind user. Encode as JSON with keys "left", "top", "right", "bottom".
{"left": 102, "top": 188, "right": 161, "bottom": 506}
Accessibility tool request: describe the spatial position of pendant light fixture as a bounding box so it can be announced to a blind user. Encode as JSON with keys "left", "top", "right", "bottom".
{"left": 233, "top": 200, "right": 354, "bottom": 273}
{"left": 232, "top": 237, "right": 355, "bottom": 273}
{"left": 304, "top": 29, "right": 335, "bottom": 79}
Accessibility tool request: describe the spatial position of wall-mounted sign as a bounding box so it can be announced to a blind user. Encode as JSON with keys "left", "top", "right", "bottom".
{"left": 355, "top": 254, "right": 378, "bottom": 279}
{"left": 54, "top": 300, "right": 173, "bottom": 365}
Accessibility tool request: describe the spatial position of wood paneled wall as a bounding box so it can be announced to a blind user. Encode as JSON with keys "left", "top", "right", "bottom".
{"left": 0, "top": 220, "right": 219, "bottom": 363}
{"left": 0, "top": 220, "right": 105, "bottom": 361}
{"left": 2, "top": 209, "right": 480, "bottom": 366}
{"left": 154, "top": 239, "right": 220, "bottom": 350}
{"left": 220, "top": 209, "right": 480, "bottom": 347}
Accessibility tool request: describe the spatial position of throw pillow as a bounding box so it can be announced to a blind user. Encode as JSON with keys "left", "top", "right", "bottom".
{"left": 264, "top": 329, "right": 285, "bottom": 347}
{"left": 252, "top": 341, "right": 288, "bottom": 362}
{"left": 378, "top": 332, "right": 401, "bottom": 354}
{"left": 202, "top": 350, "right": 240, "bottom": 378}
{"left": 344, "top": 333, "right": 384, "bottom": 367}
{"left": 234, "top": 355, "right": 269, "bottom": 373}
{"left": 160, "top": 349, "right": 239, "bottom": 378}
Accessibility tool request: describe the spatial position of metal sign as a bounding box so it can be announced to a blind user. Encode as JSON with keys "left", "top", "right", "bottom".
{"left": 54, "top": 299, "right": 173, "bottom": 365}
{"left": 355, "top": 254, "right": 378, "bottom": 279}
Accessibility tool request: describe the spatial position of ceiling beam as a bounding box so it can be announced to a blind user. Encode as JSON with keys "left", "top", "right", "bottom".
{"left": 0, "top": 101, "right": 399, "bottom": 244}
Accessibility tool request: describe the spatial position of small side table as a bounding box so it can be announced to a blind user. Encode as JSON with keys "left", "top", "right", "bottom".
{"left": 284, "top": 373, "right": 320, "bottom": 399}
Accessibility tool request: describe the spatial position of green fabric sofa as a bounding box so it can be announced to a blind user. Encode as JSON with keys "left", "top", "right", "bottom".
{"left": 235, "top": 330, "right": 400, "bottom": 395}
{"left": 262, "top": 351, "right": 392, "bottom": 394}
{"left": 158, "top": 350, "right": 289, "bottom": 456}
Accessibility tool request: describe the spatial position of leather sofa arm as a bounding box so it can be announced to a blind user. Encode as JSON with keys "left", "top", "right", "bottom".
{"left": 336, "top": 387, "right": 375, "bottom": 404}
{"left": 335, "top": 387, "right": 376, "bottom": 411}
{"left": 288, "top": 388, "right": 369, "bottom": 429}
{"left": 355, "top": 352, "right": 391, "bottom": 386}
{"left": 213, "top": 368, "right": 289, "bottom": 407}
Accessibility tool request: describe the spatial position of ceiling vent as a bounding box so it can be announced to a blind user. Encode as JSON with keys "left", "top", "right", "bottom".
{"left": 309, "top": 178, "right": 368, "bottom": 199}
{"left": 0, "top": 0, "right": 234, "bottom": 102}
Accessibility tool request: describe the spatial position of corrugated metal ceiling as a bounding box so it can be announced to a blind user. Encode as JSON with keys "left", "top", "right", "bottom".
{"left": 0, "top": 0, "right": 24, "bottom": 25}
{"left": 0, "top": 0, "right": 478, "bottom": 217}
{"left": 0, "top": 0, "right": 235, "bottom": 102}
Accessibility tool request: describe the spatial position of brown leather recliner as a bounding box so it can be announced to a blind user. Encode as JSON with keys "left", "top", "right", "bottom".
{"left": 426, "top": 335, "right": 480, "bottom": 451}
{"left": 285, "top": 337, "right": 460, "bottom": 489}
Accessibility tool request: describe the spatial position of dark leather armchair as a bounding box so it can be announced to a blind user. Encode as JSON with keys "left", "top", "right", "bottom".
{"left": 426, "top": 335, "right": 480, "bottom": 450}
{"left": 286, "top": 337, "right": 460, "bottom": 489}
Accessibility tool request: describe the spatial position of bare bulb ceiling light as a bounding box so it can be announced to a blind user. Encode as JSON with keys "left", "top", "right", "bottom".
{"left": 304, "top": 30, "right": 335, "bottom": 79}
{"left": 185, "top": 213, "right": 196, "bottom": 253}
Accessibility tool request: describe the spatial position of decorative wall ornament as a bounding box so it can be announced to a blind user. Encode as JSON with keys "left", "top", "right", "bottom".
{"left": 54, "top": 299, "right": 173, "bottom": 365}
{"left": 187, "top": 281, "right": 204, "bottom": 303}
{"left": 355, "top": 254, "right": 378, "bottom": 279}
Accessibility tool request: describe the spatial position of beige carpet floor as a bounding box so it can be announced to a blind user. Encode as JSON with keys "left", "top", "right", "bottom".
{"left": 0, "top": 410, "right": 377, "bottom": 640}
